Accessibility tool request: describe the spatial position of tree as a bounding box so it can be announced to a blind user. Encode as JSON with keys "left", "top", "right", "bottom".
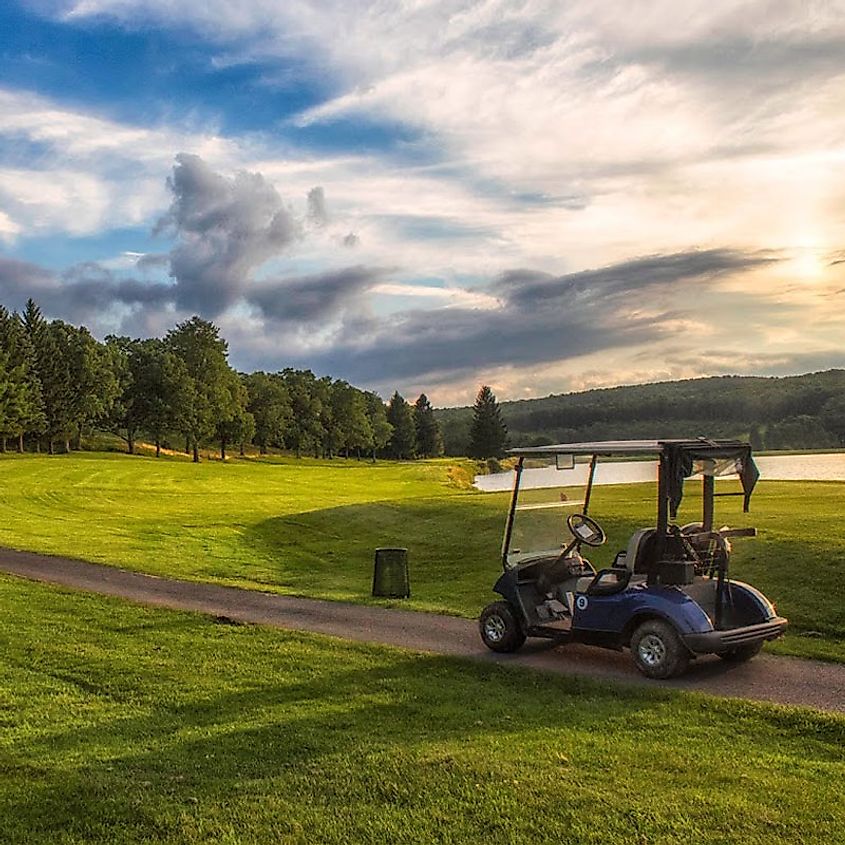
{"left": 107, "top": 338, "right": 195, "bottom": 456}
{"left": 215, "top": 371, "right": 253, "bottom": 459}
{"left": 166, "top": 317, "right": 235, "bottom": 462}
{"left": 324, "top": 380, "right": 373, "bottom": 459}
{"left": 31, "top": 320, "right": 120, "bottom": 452}
{"left": 364, "top": 392, "right": 392, "bottom": 462}
{"left": 281, "top": 369, "right": 325, "bottom": 458}
{"left": 413, "top": 393, "right": 442, "bottom": 458}
{"left": 820, "top": 395, "right": 845, "bottom": 445}
{"left": 64, "top": 323, "right": 120, "bottom": 450}
{"left": 0, "top": 307, "right": 45, "bottom": 451}
{"left": 468, "top": 385, "right": 508, "bottom": 458}
{"left": 386, "top": 391, "right": 416, "bottom": 459}
{"left": 135, "top": 342, "right": 195, "bottom": 458}
{"left": 244, "top": 372, "right": 292, "bottom": 454}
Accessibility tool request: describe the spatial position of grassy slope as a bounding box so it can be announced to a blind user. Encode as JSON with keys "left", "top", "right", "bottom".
{"left": 1, "top": 575, "right": 843, "bottom": 845}
{"left": 0, "top": 452, "right": 843, "bottom": 661}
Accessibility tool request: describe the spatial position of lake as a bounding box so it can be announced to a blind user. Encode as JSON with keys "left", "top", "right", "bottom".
{"left": 473, "top": 452, "right": 845, "bottom": 493}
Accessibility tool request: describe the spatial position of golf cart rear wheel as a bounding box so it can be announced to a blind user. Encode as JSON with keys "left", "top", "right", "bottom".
{"left": 479, "top": 601, "right": 526, "bottom": 653}
{"left": 719, "top": 641, "right": 763, "bottom": 663}
{"left": 631, "top": 619, "right": 690, "bottom": 679}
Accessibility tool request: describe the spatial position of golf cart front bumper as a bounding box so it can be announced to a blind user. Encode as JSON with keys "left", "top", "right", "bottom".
{"left": 683, "top": 617, "right": 788, "bottom": 654}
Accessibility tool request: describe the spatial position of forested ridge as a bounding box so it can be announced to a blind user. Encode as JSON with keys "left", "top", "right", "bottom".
{"left": 0, "top": 300, "right": 442, "bottom": 461}
{"left": 436, "top": 371, "right": 845, "bottom": 455}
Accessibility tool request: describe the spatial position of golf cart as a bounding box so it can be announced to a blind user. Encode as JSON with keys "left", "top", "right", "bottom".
{"left": 479, "top": 439, "right": 787, "bottom": 678}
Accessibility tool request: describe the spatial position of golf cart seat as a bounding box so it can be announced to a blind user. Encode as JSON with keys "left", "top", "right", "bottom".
{"left": 621, "top": 528, "right": 658, "bottom": 575}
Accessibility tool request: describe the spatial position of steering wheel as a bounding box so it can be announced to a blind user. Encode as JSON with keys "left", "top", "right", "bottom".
{"left": 566, "top": 513, "right": 606, "bottom": 548}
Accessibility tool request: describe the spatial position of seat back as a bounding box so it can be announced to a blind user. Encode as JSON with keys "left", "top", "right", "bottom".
{"left": 624, "top": 528, "right": 658, "bottom": 574}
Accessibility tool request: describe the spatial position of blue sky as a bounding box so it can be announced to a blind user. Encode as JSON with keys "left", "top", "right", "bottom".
{"left": 1, "top": 0, "right": 844, "bottom": 405}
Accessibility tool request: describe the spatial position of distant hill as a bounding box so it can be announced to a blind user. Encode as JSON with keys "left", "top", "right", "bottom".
{"left": 435, "top": 370, "right": 845, "bottom": 455}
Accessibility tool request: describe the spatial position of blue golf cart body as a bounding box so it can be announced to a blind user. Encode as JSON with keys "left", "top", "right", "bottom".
{"left": 478, "top": 439, "right": 787, "bottom": 678}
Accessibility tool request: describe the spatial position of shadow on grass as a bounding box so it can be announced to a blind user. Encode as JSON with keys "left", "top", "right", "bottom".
{"left": 5, "top": 630, "right": 667, "bottom": 842}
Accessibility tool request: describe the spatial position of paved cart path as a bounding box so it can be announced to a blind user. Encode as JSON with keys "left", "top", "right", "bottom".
{"left": 1, "top": 547, "right": 844, "bottom": 713}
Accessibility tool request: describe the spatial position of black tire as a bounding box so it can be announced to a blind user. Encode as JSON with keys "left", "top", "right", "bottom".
{"left": 719, "top": 641, "right": 763, "bottom": 663}
{"left": 630, "top": 619, "right": 690, "bottom": 679}
{"left": 479, "top": 601, "right": 526, "bottom": 653}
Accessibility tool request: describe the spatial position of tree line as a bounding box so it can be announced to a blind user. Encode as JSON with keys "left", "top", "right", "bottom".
{"left": 0, "top": 300, "right": 444, "bottom": 462}
{"left": 437, "top": 371, "right": 845, "bottom": 454}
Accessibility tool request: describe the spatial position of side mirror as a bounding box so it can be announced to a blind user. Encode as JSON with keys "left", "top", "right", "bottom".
{"left": 555, "top": 453, "right": 575, "bottom": 470}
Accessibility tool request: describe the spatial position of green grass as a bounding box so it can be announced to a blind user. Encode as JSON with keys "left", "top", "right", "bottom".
{"left": 1, "top": 575, "right": 843, "bottom": 845}
{"left": 0, "top": 451, "right": 843, "bottom": 661}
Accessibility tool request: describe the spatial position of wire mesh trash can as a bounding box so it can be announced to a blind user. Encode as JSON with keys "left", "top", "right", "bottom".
{"left": 372, "top": 548, "right": 410, "bottom": 598}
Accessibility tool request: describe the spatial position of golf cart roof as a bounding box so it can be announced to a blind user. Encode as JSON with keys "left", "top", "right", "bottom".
{"left": 508, "top": 439, "right": 752, "bottom": 458}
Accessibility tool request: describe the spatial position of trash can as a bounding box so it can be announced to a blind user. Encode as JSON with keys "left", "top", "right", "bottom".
{"left": 372, "top": 547, "right": 410, "bottom": 598}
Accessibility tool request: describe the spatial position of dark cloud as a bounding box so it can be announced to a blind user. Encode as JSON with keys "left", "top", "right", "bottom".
{"left": 287, "top": 249, "right": 779, "bottom": 384}
{"left": 247, "top": 266, "right": 383, "bottom": 322}
{"left": 0, "top": 255, "right": 55, "bottom": 302}
{"left": 497, "top": 249, "right": 776, "bottom": 308}
{"left": 157, "top": 153, "right": 300, "bottom": 314}
{"left": 342, "top": 232, "right": 360, "bottom": 248}
{"left": 307, "top": 186, "right": 328, "bottom": 227}
{"left": 0, "top": 255, "right": 173, "bottom": 324}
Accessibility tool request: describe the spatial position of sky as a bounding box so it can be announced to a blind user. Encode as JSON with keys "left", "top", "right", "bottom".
{"left": 0, "top": 1, "right": 844, "bottom": 406}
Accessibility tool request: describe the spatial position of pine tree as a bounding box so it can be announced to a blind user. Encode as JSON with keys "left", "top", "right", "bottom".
{"left": 468, "top": 385, "right": 508, "bottom": 458}
{"left": 0, "top": 307, "right": 45, "bottom": 451}
{"left": 386, "top": 391, "right": 416, "bottom": 459}
{"left": 413, "top": 393, "right": 442, "bottom": 458}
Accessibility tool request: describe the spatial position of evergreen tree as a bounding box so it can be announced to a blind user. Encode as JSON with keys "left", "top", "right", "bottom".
{"left": 413, "top": 393, "right": 442, "bottom": 458}
{"left": 468, "top": 385, "right": 508, "bottom": 458}
{"left": 386, "top": 391, "right": 416, "bottom": 459}
{"left": 0, "top": 307, "right": 45, "bottom": 451}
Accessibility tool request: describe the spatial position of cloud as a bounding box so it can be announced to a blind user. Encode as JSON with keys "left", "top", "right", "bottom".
{"left": 306, "top": 186, "right": 328, "bottom": 227}
{"left": 245, "top": 248, "right": 780, "bottom": 385}
{"left": 157, "top": 152, "right": 300, "bottom": 313}
{"left": 496, "top": 249, "right": 776, "bottom": 308}
{"left": 0, "top": 254, "right": 172, "bottom": 325}
{"left": 247, "top": 266, "right": 383, "bottom": 322}
{"left": 0, "top": 87, "right": 236, "bottom": 239}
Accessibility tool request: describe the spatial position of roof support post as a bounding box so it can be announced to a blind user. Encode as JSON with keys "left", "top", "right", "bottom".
{"left": 702, "top": 474, "right": 715, "bottom": 532}
{"left": 501, "top": 457, "right": 524, "bottom": 568}
{"left": 583, "top": 454, "right": 599, "bottom": 516}
{"left": 651, "top": 455, "right": 670, "bottom": 586}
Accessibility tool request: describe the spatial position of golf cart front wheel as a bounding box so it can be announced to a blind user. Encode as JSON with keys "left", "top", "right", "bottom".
{"left": 631, "top": 619, "right": 690, "bottom": 679}
{"left": 719, "top": 641, "right": 763, "bottom": 663}
{"left": 479, "top": 601, "right": 526, "bottom": 653}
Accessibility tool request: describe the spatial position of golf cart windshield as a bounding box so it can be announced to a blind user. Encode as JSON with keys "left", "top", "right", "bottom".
{"left": 504, "top": 457, "right": 586, "bottom": 565}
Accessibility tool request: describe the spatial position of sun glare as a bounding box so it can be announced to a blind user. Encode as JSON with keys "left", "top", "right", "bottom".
{"left": 790, "top": 248, "right": 826, "bottom": 282}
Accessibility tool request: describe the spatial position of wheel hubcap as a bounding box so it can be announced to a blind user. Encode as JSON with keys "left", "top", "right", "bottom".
{"left": 638, "top": 633, "right": 666, "bottom": 667}
{"left": 484, "top": 615, "right": 506, "bottom": 643}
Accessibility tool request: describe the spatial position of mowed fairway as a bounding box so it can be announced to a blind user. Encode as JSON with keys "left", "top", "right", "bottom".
{"left": 0, "top": 452, "right": 844, "bottom": 660}
{"left": 1, "top": 575, "right": 843, "bottom": 845}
